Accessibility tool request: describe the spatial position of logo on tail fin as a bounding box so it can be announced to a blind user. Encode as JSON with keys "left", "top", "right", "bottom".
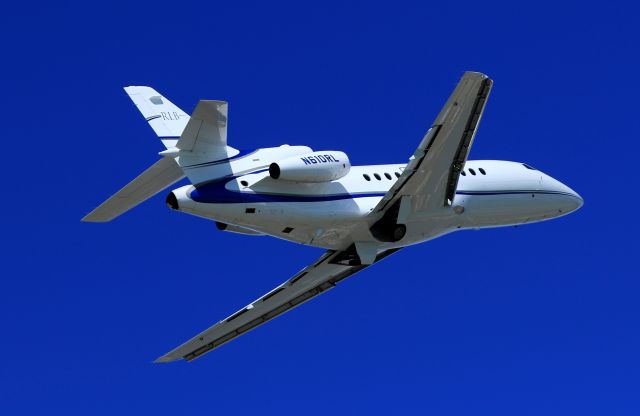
{"left": 161, "top": 112, "right": 183, "bottom": 121}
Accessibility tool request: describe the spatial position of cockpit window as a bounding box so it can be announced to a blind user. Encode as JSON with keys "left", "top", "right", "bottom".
{"left": 522, "top": 163, "right": 537, "bottom": 170}
{"left": 469, "top": 168, "right": 476, "bottom": 176}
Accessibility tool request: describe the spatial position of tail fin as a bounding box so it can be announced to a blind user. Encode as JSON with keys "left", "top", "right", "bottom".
{"left": 82, "top": 157, "right": 185, "bottom": 222}
{"left": 124, "top": 86, "right": 190, "bottom": 149}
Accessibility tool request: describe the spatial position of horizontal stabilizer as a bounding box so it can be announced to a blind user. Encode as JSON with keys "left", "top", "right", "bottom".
{"left": 177, "top": 100, "right": 228, "bottom": 153}
{"left": 82, "top": 158, "right": 185, "bottom": 222}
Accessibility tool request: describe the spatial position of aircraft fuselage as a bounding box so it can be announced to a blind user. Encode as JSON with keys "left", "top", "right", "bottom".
{"left": 169, "top": 146, "right": 582, "bottom": 250}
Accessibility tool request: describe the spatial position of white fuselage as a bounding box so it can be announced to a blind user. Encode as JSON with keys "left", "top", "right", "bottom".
{"left": 169, "top": 146, "right": 583, "bottom": 250}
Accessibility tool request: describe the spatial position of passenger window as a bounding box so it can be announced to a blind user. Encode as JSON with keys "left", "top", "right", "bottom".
{"left": 469, "top": 168, "right": 476, "bottom": 176}
{"left": 461, "top": 171, "right": 466, "bottom": 176}
{"left": 374, "top": 173, "right": 381, "bottom": 180}
{"left": 395, "top": 172, "right": 401, "bottom": 178}
{"left": 363, "top": 174, "right": 371, "bottom": 181}
{"left": 479, "top": 168, "right": 486, "bottom": 175}
{"left": 384, "top": 173, "right": 392, "bottom": 180}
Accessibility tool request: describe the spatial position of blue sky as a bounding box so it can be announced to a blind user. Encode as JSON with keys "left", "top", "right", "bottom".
{"left": 1, "top": 1, "right": 638, "bottom": 414}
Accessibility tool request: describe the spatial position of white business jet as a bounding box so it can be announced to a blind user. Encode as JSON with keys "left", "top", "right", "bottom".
{"left": 83, "top": 72, "right": 582, "bottom": 362}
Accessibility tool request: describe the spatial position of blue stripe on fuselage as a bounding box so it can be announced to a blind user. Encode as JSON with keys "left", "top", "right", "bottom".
{"left": 456, "top": 190, "right": 576, "bottom": 197}
{"left": 189, "top": 174, "right": 576, "bottom": 204}
{"left": 190, "top": 177, "right": 386, "bottom": 203}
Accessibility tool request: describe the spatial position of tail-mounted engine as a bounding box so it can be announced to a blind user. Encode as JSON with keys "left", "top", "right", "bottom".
{"left": 269, "top": 151, "right": 350, "bottom": 183}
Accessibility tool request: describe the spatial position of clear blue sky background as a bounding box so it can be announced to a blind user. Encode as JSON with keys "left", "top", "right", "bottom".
{"left": 1, "top": 1, "right": 638, "bottom": 414}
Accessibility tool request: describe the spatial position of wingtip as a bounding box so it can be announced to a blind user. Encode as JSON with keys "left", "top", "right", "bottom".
{"left": 80, "top": 213, "right": 109, "bottom": 223}
{"left": 153, "top": 354, "right": 181, "bottom": 364}
{"left": 462, "top": 71, "right": 490, "bottom": 80}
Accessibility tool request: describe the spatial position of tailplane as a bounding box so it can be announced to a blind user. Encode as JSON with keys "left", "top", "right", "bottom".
{"left": 171, "top": 99, "right": 238, "bottom": 185}
{"left": 176, "top": 99, "right": 229, "bottom": 153}
{"left": 82, "top": 158, "right": 185, "bottom": 222}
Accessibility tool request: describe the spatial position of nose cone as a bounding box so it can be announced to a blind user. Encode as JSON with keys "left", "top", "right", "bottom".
{"left": 561, "top": 190, "right": 584, "bottom": 214}
{"left": 541, "top": 174, "right": 583, "bottom": 214}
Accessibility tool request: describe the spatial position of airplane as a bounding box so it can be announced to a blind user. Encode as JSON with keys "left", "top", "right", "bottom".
{"left": 83, "top": 72, "right": 583, "bottom": 363}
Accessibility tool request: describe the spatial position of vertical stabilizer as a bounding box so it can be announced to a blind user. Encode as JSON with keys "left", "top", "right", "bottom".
{"left": 124, "top": 86, "right": 190, "bottom": 149}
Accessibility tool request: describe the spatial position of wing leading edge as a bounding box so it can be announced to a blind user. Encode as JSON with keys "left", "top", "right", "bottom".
{"left": 373, "top": 72, "right": 493, "bottom": 216}
{"left": 155, "top": 246, "right": 401, "bottom": 363}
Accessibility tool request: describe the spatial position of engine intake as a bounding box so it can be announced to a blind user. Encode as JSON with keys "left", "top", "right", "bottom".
{"left": 269, "top": 151, "right": 350, "bottom": 183}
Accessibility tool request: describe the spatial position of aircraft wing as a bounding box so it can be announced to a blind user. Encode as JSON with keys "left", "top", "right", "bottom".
{"left": 372, "top": 72, "right": 492, "bottom": 217}
{"left": 155, "top": 246, "right": 400, "bottom": 363}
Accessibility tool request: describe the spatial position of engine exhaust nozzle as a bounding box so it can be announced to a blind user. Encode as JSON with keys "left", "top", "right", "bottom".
{"left": 269, "top": 163, "right": 281, "bottom": 179}
{"left": 166, "top": 192, "right": 179, "bottom": 210}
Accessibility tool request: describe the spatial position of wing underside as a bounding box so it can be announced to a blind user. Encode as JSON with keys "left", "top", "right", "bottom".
{"left": 373, "top": 71, "right": 493, "bottom": 216}
{"left": 155, "top": 247, "right": 400, "bottom": 363}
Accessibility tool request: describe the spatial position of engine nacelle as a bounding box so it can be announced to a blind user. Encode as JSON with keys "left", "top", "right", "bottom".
{"left": 269, "top": 151, "right": 350, "bottom": 182}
